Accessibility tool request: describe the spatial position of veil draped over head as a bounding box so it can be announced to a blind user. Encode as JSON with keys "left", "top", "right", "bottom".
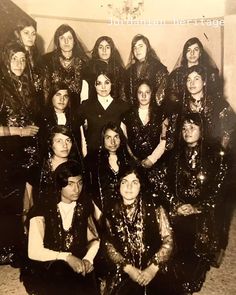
{"left": 46, "top": 24, "right": 88, "bottom": 63}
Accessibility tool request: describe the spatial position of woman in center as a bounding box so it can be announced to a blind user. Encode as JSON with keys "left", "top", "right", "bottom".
{"left": 104, "top": 165, "right": 173, "bottom": 295}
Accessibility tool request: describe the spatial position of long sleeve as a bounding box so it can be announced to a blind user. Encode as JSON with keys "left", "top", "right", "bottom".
{"left": 28, "top": 216, "right": 70, "bottom": 262}
{"left": 83, "top": 215, "right": 100, "bottom": 264}
{"left": 148, "top": 206, "right": 173, "bottom": 269}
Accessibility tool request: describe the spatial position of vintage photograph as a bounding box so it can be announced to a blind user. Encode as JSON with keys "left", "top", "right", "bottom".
{"left": 0, "top": 0, "right": 235, "bottom": 294}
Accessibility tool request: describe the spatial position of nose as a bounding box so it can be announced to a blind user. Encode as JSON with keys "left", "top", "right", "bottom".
{"left": 65, "top": 38, "right": 69, "bottom": 44}
{"left": 111, "top": 137, "right": 115, "bottom": 145}
{"left": 102, "top": 47, "right": 106, "bottom": 53}
{"left": 101, "top": 83, "right": 105, "bottom": 89}
{"left": 142, "top": 92, "right": 146, "bottom": 98}
{"left": 126, "top": 182, "right": 133, "bottom": 190}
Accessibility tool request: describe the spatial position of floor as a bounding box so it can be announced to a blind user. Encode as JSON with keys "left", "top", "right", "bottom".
{"left": 0, "top": 209, "right": 236, "bottom": 295}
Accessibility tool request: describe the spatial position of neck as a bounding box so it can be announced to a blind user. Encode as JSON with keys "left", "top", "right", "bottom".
{"left": 188, "top": 61, "right": 199, "bottom": 67}
{"left": 187, "top": 142, "right": 198, "bottom": 148}
{"left": 191, "top": 92, "right": 203, "bottom": 100}
{"left": 54, "top": 108, "right": 65, "bottom": 114}
{"left": 51, "top": 156, "right": 67, "bottom": 170}
{"left": 139, "top": 104, "right": 149, "bottom": 110}
{"left": 61, "top": 50, "right": 72, "bottom": 59}
{"left": 60, "top": 196, "right": 73, "bottom": 204}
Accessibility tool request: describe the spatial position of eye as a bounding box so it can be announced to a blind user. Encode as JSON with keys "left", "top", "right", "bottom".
{"left": 96, "top": 81, "right": 102, "bottom": 86}
{"left": 133, "top": 180, "right": 140, "bottom": 185}
{"left": 66, "top": 138, "right": 72, "bottom": 144}
{"left": 121, "top": 180, "right": 127, "bottom": 185}
{"left": 105, "top": 80, "right": 111, "bottom": 85}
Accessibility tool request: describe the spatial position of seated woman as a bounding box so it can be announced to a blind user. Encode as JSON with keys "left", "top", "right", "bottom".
{"left": 84, "top": 36, "right": 126, "bottom": 101}
{"left": 166, "top": 37, "right": 222, "bottom": 113}
{"left": 26, "top": 125, "right": 83, "bottom": 207}
{"left": 89, "top": 121, "right": 131, "bottom": 212}
{"left": 0, "top": 42, "right": 40, "bottom": 264}
{"left": 39, "top": 82, "right": 82, "bottom": 159}
{"left": 121, "top": 80, "right": 174, "bottom": 188}
{"left": 104, "top": 165, "right": 173, "bottom": 295}
{"left": 78, "top": 71, "right": 129, "bottom": 156}
{"left": 165, "top": 113, "right": 229, "bottom": 294}
{"left": 125, "top": 34, "right": 168, "bottom": 106}
{"left": 41, "top": 24, "right": 89, "bottom": 111}
{"left": 23, "top": 160, "right": 99, "bottom": 295}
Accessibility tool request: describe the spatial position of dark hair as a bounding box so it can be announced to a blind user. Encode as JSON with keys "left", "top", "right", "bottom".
{"left": 54, "top": 160, "right": 83, "bottom": 189}
{"left": 15, "top": 18, "right": 36, "bottom": 32}
{"left": 94, "top": 70, "right": 114, "bottom": 96}
{"left": 118, "top": 163, "right": 143, "bottom": 188}
{"left": 48, "top": 125, "right": 73, "bottom": 152}
{"left": 129, "top": 34, "right": 159, "bottom": 63}
{"left": 186, "top": 65, "right": 207, "bottom": 83}
{"left": 1, "top": 42, "right": 26, "bottom": 71}
{"left": 181, "top": 37, "right": 204, "bottom": 67}
{"left": 47, "top": 82, "right": 71, "bottom": 109}
{"left": 101, "top": 121, "right": 126, "bottom": 150}
{"left": 91, "top": 36, "right": 124, "bottom": 66}
{"left": 181, "top": 113, "right": 203, "bottom": 128}
{"left": 53, "top": 24, "right": 88, "bottom": 62}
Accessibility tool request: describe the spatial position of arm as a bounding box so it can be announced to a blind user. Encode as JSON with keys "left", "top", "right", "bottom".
{"left": 120, "top": 121, "right": 138, "bottom": 161}
{"left": 0, "top": 125, "right": 39, "bottom": 137}
{"left": 28, "top": 216, "right": 70, "bottom": 261}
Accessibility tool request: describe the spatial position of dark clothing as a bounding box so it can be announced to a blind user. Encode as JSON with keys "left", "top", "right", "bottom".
{"left": 125, "top": 57, "right": 168, "bottom": 106}
{"left": 78, "top": 98, "right": 129, "bottom": 153}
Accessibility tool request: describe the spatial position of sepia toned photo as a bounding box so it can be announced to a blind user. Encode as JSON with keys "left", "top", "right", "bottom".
{"left": 0, "top": 0, "right": 235, "bottom": 294}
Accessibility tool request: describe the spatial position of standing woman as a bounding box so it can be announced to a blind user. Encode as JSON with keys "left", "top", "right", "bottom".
{"left": 125, "top": 34, "right": 168, "bottom": 106}
{"left": 13, "top": 18, "right": 43, "bottom": 95}
{"left": 121, "top": 80, "right": 173, "bottom": 175}
{"left": 41, "top": 24, "right": 89, "bottom": 111}
{"left": 78, "top": 71, "right": 129, "bottom": 156}
{"left": 166, "top": 37, "right": 222, "bottom": 113}
{"left": 166, "top": 113, "right": 228, "bottom": 294}
{"left": 104, "top": 165, "right": 173, "bottom": 295}
{"left": 85, "top": 36, "right": 126, "bottom": 101}
{"left": 0, "top": 42, "right": 40, "bottom": 263}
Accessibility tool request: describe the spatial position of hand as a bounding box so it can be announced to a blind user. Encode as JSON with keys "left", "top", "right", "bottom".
{"left": 141, "top": 158, "right": 153, "bottom": 169}
{"left": 137, "top": 264, "right": 158, "bottom": 286}
{"left": 66, "top": 254, "right": 85, "bottom": 274}
{"left": 82, "top": 259, "right": 94, "bottom": 275}
{"left": 123, "top": 264, "right": 141, "bottom": 283}
{"left": 177, "top": 204, "right": 200, "bottom": 216}
{"left": 20, "top": 125, "right": 39, "bottom": 137}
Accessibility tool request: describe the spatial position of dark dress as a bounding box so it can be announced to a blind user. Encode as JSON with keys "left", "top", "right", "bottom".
{"left": 104, "top": 195, "right": 173, "bottom": 295}
{"left": 125, "top": 57, "right": 168, "bottom": 106}
{"left": 41, "top": 50, "right": 85, "bottom": 112}
{"left": 0, "top": 67, "right": 40, "bottom": 263}
{"left": 22, "top": 194, "right": 98, "bottom": 295}
{"left": 78, "top": 98, "right": 129, "bottom": 154}
{"left": 165, "top": 143, "right": 229, "bottom": 293}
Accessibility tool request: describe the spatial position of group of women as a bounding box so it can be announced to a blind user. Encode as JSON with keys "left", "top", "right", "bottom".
{"left": 0, "top": 18, "right": 235, "bottom": 295}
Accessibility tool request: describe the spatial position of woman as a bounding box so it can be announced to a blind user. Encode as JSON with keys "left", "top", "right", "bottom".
{"left": 23, "top": 160, "right": 99, "bottom": 295}
{"left": 104, "top": 165, "right": 173, "bottom": 295}
{"left": 166, "top": 113, "right": 228, "bottom": 294}
{"left": 121, "top": 80, "right": 173, "bottom": 174}
{"left": 182, "top": 65, "right": 232, "bottom": 145}
{"left": 0, "top": 42, "right": 40, "bottom": 264}
{"left": 125, "top": 34, "right": 168, "bottom": 106}
{"left": 78, "top": 71, "right": 129, "bottom": 155}
{"left": 90, "top": 122, "right": 131, "bottom": 212}
{"left": 13, "top": 18, "right": 42, "bottom": 94}
{"left": 28, "top": 125, "right": 82, "bottom": 206}
{"left": 39, "top": 82, "right": 82, "bottom": 159}
{"left": 85, "top": 36, "right": 126, "bottom": 101}
{"left": 166, "top": 37, "right": 222, "bottom": 113}
{"left": 41, "top": 24, "right": 88, "bottom": 111}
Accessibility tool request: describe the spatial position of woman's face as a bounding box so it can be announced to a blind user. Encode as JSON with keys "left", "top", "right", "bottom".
{"left": 137, "top": 83, "right": 152, "bottom": 107}
{"left": 61, "top": 175, "right": 83, "bottom": 204}
{"left": 104, "top": 129, "right": 121, "bottom": 154}
{"left": 20, "top": 26, "right": 36, "bottom": 49}
{"left": 186, "top": 71, "right": 205, "bottom": 96}
{"left": 182, "top": 121, "right": 201, "bottom": 147}
{"left": 133, "top": 39, "right": 147, "bottom": 62}
{"left": 10, "top": 51, "right": 26, "bottom": 76}
{"left": 95, "top": 74, "right": 112, "bottom": 97}
{"left": 98, "top": 40, "right": 111, "bottom": 61}
{"left": 120, "top": 172, "right": 141, "bottom": 205}
{"left": 52, "top": 133, "right": 72, "bottom": 158}
{"left": 186, "top": 43, "right": 201, "bottom": 66}
{"left": 52, "top": 89, "right": 69, "bottom": 113}
{"left": 59, "top": 31, "right": 74, "bottom": 53}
